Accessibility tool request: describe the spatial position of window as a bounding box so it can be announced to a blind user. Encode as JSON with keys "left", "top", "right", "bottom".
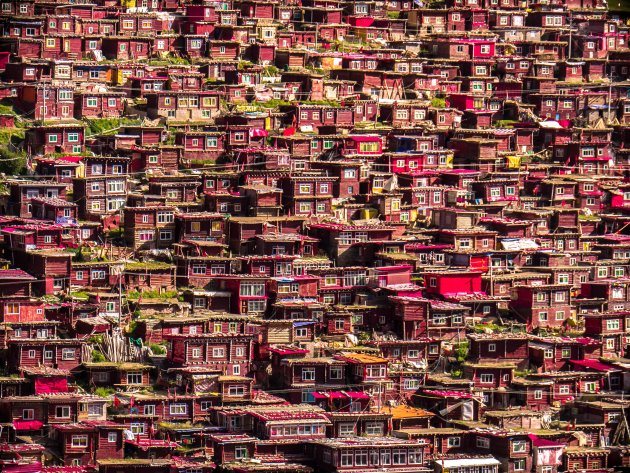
{"left": 212, "top": 348, "right": 225, "bottom": 358}
{"left": 512, "top": 440, "right": 527, "bottom": 454}
{"left": 459, "top": 238, "right": 472, "bottom": 249}
{"left": 62, "top": 348, "right": 75, "bottom": 360}
{"left": 339, "top": 423, "right": 355, "bottom": 437}
{"left": 144, "top": 405, "right": 155, "bottom": 415}
{"left": 22, "top": 409, "right": 34, "bottom": 420}
{"left": 404, "top": 379, "right": 420, "bottom": 390}
{"left": 240, "top": 283, "right": 265, "bottom": 296}
{"left": 448, "top": 436, "right": 461, "bottom": 447}
{"left": 169, "top": 404, "right": 187, "bottom": 415}
{"left": 192, "top": 265, "right": 206, "bottom": 275}
{"left": 409, "top": 448, "right": 422, "bottom": 464}
{"left": 392, "top": 449, "right": 407, "bottom": 465}
{"left": 559, "top": 385, "right": 570, "bottom": 395}
{"left": 130, "top": 423, "right": 144, "bottom": 435}
{"left": 6, "top": 303, "right": 19, "bottom": 315}
{"left": 107, "top": 180, "right": 125, "bottom": 193}
{"left": 340, "top": 451, "right": 353, "bottom": 466}
{"left": 127, "top": 372, "right": 143, "bottom": 385}
{"left": 235, "top": 446, "right": 248, "bottom": 460}
{"left": 477, "top": 437, "right": 490, "bottom": 448}
{"left": 514, "top": 459, "right": 526, "bottom": 471}
{"left": 71, "top": 435, "right": 88, "bottom": 448}
{"left": 355, "top": 451, "right": 368, "bottom": 466}
{"left": 480, "top": 374, "right": 494, "bottom": 384}
{"left": 247, "top": 300, "right": 265, "bottom": 312}
{"left": 56, "top": 406, "right": 71, "bottom": 418}
{"left": 302, "top": 368, "right": 315, "bottom": 381}
{"left": 228, "top": 385, "right": 245, "bottom": 396}
{"left": 607, "top": 319, "right": 620, "bottom": 331}
{"left": 108, "top": 432, "right": 117, "bottom": 443}
{"left": 366, "top": 365, "right": 386, "bottom": 378}
{"left": 198, "top": 401, "right": 212, "bottom": 412}
{"left": 584, "top": 382, "right": 597, "bottom": 393}
{"left": 330, "top": 367, "right": 343, "bottom": 379}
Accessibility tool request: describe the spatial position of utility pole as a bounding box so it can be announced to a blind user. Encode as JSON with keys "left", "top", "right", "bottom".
{"left": 568, "top": 10, "right": 572, "bottom": 59}
{"left": 42, "top": 82, "right": 47, "bottom": 125}
{"left": 608, "top": 69, "right": 613, "bottom": 125}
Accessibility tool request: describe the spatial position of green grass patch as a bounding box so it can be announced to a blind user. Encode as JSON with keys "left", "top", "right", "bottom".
{"left": 92, "top": 350, "right": 107, "bottom": 362}
{"left": 149, "top": 343, "right": 166, "bottom": 355}
{"left": 95, "top": 387, "right": 115, "bottom": 397}
{"left": 454, "top": 341, "right": 469, "bottom": 362}
{"left": 85, "top": 118, "right": 142, "bottom": 136}
{"left": 127, "top": 289, "right": 179, "bottom": 300}
{"left": 431, "top": 97, "right": 446, "bottom": 108}
{"left": 494, "top": 120, "right": 518, "bottom": 128}
{"left": 473, "top": 323, "right": 500, "bottom": 333}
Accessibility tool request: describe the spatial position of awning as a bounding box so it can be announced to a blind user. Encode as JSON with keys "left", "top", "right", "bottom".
{"left": 345, "top": 392, "right": 370, "bottom": 399}
{"left": 293, "top": 321, "right": 315, "bottom": 327}
{"left": 13, "top": 420, "right": 44, "bottom": 431}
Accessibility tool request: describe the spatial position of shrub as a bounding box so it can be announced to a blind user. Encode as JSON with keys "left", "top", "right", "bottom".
{"left": 95, "top": 387, "right": 115, "bottom": 397}
{"left": 92, "top": 350, "right": 107, "bottom": 362}
{"left": 149, "top": 343, "right": 167, "bottom": 355}
{"left": 430, "top": 97, "right": 446, "bottom": 108}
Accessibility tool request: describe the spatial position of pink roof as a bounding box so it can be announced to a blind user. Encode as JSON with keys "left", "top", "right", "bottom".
{"left": 0, "top": 269, "right": 36, "bottom": 280}
{"left": 347, "top": 135, "right": 382, "bottom": 142}
{"left": 421, "top": 390, "right": 478, "bottom": 399}
{"left": 126, "top": 439, "right": 179, "bottom": 450}
{"left": 569, "top": 359, "right": 620, "bottom": 372}
{"left": 528, "top": 435, "right": 564, "bottom": 448}
{"left": 374, "top": 265, "right": 413, "bottom": 272}
{"left": 311, "top": 391, "right": 370, "bottom": 400}
{"left": 58, "top": 156, "right": 84, "bottom": 163}
{"left": 440, "top": 169, "right": 481, "bottom": 175}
